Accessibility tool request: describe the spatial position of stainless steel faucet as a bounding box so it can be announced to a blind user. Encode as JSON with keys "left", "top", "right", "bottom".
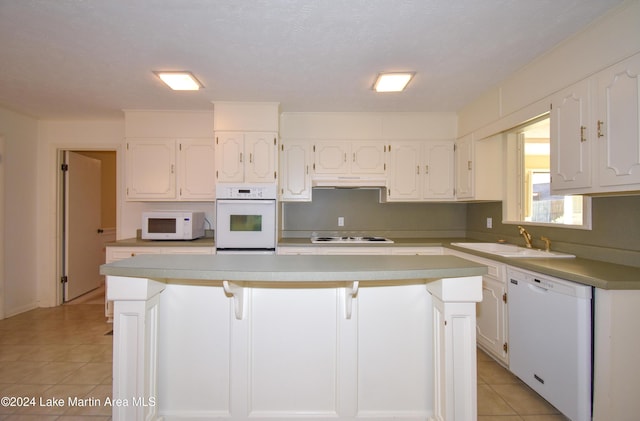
{"left": 517, "top": 225, "right": 533, "bottom": 248}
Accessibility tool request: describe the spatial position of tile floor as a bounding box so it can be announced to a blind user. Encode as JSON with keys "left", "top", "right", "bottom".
{"left": 1, "top": 292, "right": 567, "bottom": 421}
{"left": 0, "top": 295, "right": 112, "bottom": 421}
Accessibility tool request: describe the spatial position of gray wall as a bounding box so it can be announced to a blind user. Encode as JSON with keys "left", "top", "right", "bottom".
{"left": 466, "top": 196, "right": 640, "bottom": 267}
{"left": 281, "top": 188, "right": 467, "bottom": 238}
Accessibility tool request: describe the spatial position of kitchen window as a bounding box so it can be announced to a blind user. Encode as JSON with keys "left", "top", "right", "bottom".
{"left": 503, "top": 115, "right": 592, "bottom": 229}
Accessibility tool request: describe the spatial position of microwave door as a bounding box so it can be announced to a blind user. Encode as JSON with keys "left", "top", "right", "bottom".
{"left": 216, "top": 200, "right": 276, "bottom": 249}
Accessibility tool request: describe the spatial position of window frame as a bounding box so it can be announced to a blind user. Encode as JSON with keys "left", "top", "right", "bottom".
{"left": 501, "top": 114, "right": 592, "bottom": 230}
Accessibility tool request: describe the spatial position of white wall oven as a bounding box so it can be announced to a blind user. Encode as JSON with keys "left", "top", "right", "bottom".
{"left": 215, "top": 184, "right": 277, "bottom": 254}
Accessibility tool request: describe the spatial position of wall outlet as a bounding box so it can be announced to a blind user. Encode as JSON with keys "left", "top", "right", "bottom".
{"left": 486, "top": 217, "right": 493, "bottom": 229}
{"left": 338, "top": 216, "right": 345, "bottom": 227}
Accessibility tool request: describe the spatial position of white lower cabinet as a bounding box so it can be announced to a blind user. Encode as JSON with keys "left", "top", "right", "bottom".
{"left": 105, "top": 245, "right": 215, "bottom": 319}
{"left": 154, "top": 279, "right": 434, "bottom": 420}
{"left": 446, "top": 249, "right": 508, "bottom": 365}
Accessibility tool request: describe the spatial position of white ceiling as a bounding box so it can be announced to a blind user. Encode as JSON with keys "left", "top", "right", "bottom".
{"left": 0, "top": 0, "right": 625, "bottom": 119}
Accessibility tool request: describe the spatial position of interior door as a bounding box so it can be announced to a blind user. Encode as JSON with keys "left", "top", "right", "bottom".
{"left": 64, "top": 151, "right": 103, "bottom": 301}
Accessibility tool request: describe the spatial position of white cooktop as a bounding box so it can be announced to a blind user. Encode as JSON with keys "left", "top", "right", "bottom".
{"left": 310, "top": 236, "right": 394, "bottom": 244}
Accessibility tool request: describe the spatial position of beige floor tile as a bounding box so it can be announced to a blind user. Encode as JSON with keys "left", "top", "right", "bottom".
{"left": 491, "top": 383, "right": 560, "bottom": 415}
{"left": 14, "top": 384, "right": 95, "bottom": 416}
{"left": 478, "top": 384, "right": 518, "bottom": 416}
{"left": 61, "top": 384, "right": 112, "bottom": 417}
{"left": 19, "top": 362, "right": 86, "bottom": 385}
{"left": 478, "top": 416, "right": 523, "bottom": 421}
{"left": 59, "top": 362, "right": 112, "bottom": 385}
{"left": 478, "top": 360, "right": 522, "bottom": 385}
{"left": 521, "top": 416, "right": 569, "bottom": 421}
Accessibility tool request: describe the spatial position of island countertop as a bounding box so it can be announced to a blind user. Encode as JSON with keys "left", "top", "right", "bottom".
{"left": 100, "top": 253, "right": 487, "bottom": 282}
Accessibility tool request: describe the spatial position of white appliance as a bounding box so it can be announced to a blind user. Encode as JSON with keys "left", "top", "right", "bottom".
{"left": 215, "top": 184, "right": 277, "bottom": 254}
{"left": 142, "top": 211, "right": 205, "bottom": 240}
{"left": 507, "top": 267, "right": 592, "bottom": 421}
{"left": 310, "top": 235, "right": 394, "bottom": 244}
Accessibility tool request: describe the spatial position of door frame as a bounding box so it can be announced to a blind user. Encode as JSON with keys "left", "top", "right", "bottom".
{"left": 0, "top": 136, "right": 5, "bottom": 319}
{"left": 52, "top": 145, "right": 120, "bottom": 306}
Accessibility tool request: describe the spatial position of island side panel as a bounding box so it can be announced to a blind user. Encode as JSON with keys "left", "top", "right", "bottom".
{"left": 151, "top": 282, "right": 436, "bottom": 420}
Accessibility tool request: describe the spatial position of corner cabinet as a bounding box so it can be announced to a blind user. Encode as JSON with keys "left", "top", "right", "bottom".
{"left": 386, "top": 140, "right": 455, "bottom": 201}
{"left": 125, "top": 138, "right": 215, "bottom": 201}
{"left": 551, "top": 53, "right": 640, "bottom": 194}
{"left": 215, "top": 131, "right": 278, "bottom": 183}
{"left": 455, "top": 133, "right": 503, "bottom": 201}
{"left": 445, "top": 249, "right": 509, "bottom": 365}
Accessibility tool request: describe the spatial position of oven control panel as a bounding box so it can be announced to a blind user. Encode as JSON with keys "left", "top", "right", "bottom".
{"left": 216, "top": 184, "right": 277, "bottom": 199}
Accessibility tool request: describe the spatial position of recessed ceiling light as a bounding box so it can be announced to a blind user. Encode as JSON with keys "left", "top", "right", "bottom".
{"left": 373, "top": 72, "right": 415, "bottom": 92}
{"left": 153, "top": 71, "right": 203, "bottom": 91}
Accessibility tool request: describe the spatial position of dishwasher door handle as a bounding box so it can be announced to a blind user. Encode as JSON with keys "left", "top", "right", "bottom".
{"left": 528, "top": 283, "right": 549, "bottom": 293}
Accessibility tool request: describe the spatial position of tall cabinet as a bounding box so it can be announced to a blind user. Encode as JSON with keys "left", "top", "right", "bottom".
{"left": 213, "top": 102, "right": 279, "bottom": 184}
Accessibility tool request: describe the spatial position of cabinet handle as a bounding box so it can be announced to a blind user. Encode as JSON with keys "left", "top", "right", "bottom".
{"left": 597, "top": 120, "right": 605, "bottom": 138}
{"left": 580, "top": 125, "right": 587, "bottom": 142}
{"left": 240, "top": 152, "right": 243, "bottom": 163}
{"left": 249, "top": 153, "right": 253, "bottom": 163}
{"left": 425, "top": 165, "right": 429, "bottom": 174}
{"left": 344, "top": 153, "right": 347, "bottom": 163}
{"left": 416, "top": 165, "right": 420, "bottom": 175}
{"left": 171, "top": 164, "right": 174, "bottom": 174}
{"left": 352, "top": 152, "right": 355, "bottom": 162}
{"left": 467, "top": 161, "right": 472, "bottom": 171}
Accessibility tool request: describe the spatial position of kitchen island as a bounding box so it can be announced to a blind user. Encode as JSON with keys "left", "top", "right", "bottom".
{"left": 101, "top": 254, "right": 486, "bottom": 421}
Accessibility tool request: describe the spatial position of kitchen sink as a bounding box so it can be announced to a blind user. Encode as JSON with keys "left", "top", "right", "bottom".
{"left": 451, "top": 242, "right": 575, "bottom": 258}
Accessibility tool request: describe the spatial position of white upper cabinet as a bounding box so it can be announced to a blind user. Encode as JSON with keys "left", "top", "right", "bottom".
{"left": 550, "top": 53, "right": 640, "bottom": 194}
{"left": 595, "top": 54, "right": 640, "bottom": 189}
{"left": 215, "top": 131, "right": 278, "bottom": 183}
{"left": 313, "top": 140, "right": 385, "bottom": 176}
{"left": 178, "top": 139, "right": 217, "bottom": 200}
{"left": 279, "top": 141, "right": 312, "bottom": 201}
{"left": 126, "top": 139, "right": 176, "bottom": 200}
{"left": 455, "top": 133, "right": 503, "bottom": 201}
{"left": 124, "top": 110, "right": 216, "bottom": 201}
{"left": 386, "top": 140, "right": 454, "bottom": 201}
{"left": 125, "top": 138, "right": 215, "bottom": 201}
{"left": 550, "top": 79, "right": 592, "bottom": 191}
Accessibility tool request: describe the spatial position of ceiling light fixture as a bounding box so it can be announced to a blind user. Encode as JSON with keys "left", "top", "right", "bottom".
{"left": 153, "top": 71, "right": 203, "bottom": 91}
{"left": 373, "top": 72, "right": 415, "bottom": 92}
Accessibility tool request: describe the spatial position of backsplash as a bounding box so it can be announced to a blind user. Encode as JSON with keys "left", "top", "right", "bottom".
{"left": 281, "top": 188, "right": 467, "bottom": 238}
{"left": 466, "top": 195, "right": 640, "bottom": 267}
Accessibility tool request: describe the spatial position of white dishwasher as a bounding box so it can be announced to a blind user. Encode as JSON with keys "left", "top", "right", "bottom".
{"left": 507, "top": 267, "right": 592, "bottom": 421}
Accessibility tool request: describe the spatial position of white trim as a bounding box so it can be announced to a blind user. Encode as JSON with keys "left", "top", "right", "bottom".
{"left": 39, "top": 141, "right": 122, "bottom": 308}
{"left": 0, "top": 136, "right": 4, "bottom": 319}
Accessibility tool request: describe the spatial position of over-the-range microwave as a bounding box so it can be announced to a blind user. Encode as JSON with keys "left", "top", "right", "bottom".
{"left": 142, "top": 211, "right": 205, "bottom": 240}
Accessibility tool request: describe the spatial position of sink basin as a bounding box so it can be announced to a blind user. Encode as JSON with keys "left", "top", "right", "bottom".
{"left": 451, "top": 242, "right": 575, "bottom": 258}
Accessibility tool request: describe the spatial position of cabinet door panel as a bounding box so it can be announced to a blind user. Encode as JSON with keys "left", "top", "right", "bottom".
{"left": 126, "top": 139, "right": 176, "bottom": 199}
{"left": 423, "top": 141, "right": 454, "bottom": 199}
{"left": 550, "top": 80, "right": 592, "bottom": 191}
{"left": 597, "top": 55, "right": 640, "bottom": 187}
{"left": 215, "top": 132, "right": 244, "bottom": 182}
{"left": 351, "top": 141, "right": 385, "bottom": 175}
{"left": 455, "top": 134, "right": 474, "bottom": 199}
{"left": 387, "top": 142, "right": 421, "bottom": 200}
{"left": 314, "top": 141, "right": 350, "bottom": 174}
{"left": 476, "top": 276, "right": 507, "bottom": 364}
{"left": 179, "top": 139, "right": 216, "bottom": 200}
{"left": 280, "top": 142, "right": 312, "bottom": 201}
{"left": 245, "top": 132, "right": 276, "bottom": 182}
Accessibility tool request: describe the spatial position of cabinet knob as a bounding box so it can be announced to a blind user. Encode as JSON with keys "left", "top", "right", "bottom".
{"left": 580, "top": 125, "right": 587, "bottom": 142}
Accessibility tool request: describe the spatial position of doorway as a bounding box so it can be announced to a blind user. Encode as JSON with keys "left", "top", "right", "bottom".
{"left": 60, "top": 150, "right": 117, "bottom": 303}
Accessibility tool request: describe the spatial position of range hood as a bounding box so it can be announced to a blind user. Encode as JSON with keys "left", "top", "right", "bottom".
{"left": 312, "top": 176, "right": 387, "bottom": 188}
